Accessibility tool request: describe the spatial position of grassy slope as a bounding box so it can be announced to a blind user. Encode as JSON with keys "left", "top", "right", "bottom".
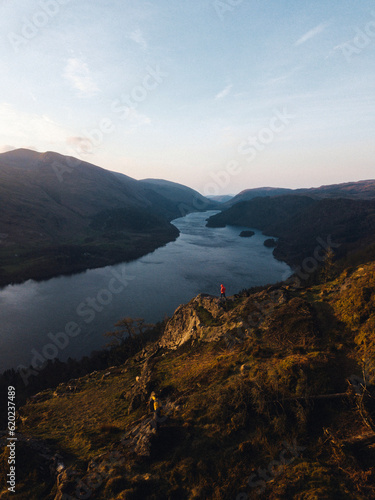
{"left": 2, "top": 261, "right": 375, "bottom": 498}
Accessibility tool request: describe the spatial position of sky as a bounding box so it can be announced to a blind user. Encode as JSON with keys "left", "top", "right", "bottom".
{"left": 0, "top": 0, "right": 374, "bottom": 195}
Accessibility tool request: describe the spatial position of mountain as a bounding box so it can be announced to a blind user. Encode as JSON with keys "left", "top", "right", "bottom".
{"left": 225, "top": 180, "right": 375, "bottom": 207}
{"left": 3, "top": 259, "right": 375, "bottom": 499}
{"left": 225, "top": 187, "right": 294, "bottom": 206}
{"left": 295, "top": 179, "right": 375, "bottom": 200}
{"left": 206, "top": 194, "right": 234, "bottom": 203}
{"left": 208, "top": 195, "right": 316, "bottom": 229}
{"left": 138, "top": 178, "right": 218, "bottom": 218}
{"left": 207, "top": 195, "right": 375, "bottom": 267}
{"left": 0, "top": 149, "right": 216, "bottom": 287}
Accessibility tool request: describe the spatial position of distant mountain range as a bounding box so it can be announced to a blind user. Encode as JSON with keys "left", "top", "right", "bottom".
{"left": 206, "top": 194, "right": 234, "bottom": 203}
{"left": 0, "top": 149, "right": 217, "bottom": 286}
{"left": 225, "top": 180, "right": 375, "bottom": 206}
{"left": 2, "top": 148, "right": 374, "bottom": 286}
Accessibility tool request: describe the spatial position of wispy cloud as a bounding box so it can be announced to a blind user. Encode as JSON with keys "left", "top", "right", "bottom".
{"left": 63, "top": 58, "right": 100, "bottom": 97}
{"left": 0, "top": 103, "right": 67, "bottom": 143}
{"left": 124, "top": 108, "right": 152, "bottom": 134}
{"left": 0, "top": 145, "right": 17, "bottom": 153}
{"left": 295, "top": 22, "right": 329, "bottom": 46}
{"left": 128, "top": 28, "right": 148, "bottom": 51}
{"left": 264, "top": 67, "right": 300, "bottom": 87}
{"left": 215, "top": 84, "right": 233, "bottom": 100}
{"left": 66, "top": 136, "right": 94, "bottom": 154}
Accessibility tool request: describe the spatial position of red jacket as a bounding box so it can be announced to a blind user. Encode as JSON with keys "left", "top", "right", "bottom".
{"left": 221, "top": 285, "right": 226, "bottom": 294}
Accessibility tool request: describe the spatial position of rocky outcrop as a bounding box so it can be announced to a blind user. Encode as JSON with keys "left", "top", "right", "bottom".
{"left": 159, "top": 289, "right": 291, "bottom": 350}
{"left": 159, "top": 294, "right": 229, "bottom": 350}
{"left": 55, "top": 467, "right": 80, "bottom": 500}
{"left": 121, "top": 417, "right": 157, "bottom": 457}
{"left": 0, "top": 432, "right": 66, "bottom": 498}
{"left": 127, "top": 359, "right": 154, "bottom": 414}
{"left": 53, "top": 415, "right": 165, "bottom": 498}
{"left": 54, "top": 448, "right": 129, "bottom": 499}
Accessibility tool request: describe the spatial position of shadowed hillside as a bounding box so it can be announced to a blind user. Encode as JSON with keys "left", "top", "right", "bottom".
{"left": 226, "top": 179, "right": 375, "bottom": 207}
{"left": 138, "top": 178, "right": 217, "bottom": 219}
{"left": 0, "top": 149, "right": 217, "bottom": 287}
{"left": 207, "top": 195, "right": 375, "bottom": 267}
{"left": 225, "top": 187, "right": 294, "bottom": 206}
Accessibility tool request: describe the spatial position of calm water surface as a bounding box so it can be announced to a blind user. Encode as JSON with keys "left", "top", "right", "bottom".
{"left": 0, "top": 211, "right": 291, "bottom": 371}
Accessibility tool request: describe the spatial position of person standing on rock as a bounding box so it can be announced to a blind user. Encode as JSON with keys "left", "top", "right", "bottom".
{"left": 220, "top": 284, "right": 226, "bottom": 299}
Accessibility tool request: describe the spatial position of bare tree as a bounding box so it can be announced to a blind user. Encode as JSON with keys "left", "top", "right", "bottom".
{"left": 105, "top": 317, "right": 153, "bottom": 347}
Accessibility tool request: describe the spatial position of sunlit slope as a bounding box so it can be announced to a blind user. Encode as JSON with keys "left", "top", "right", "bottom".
{"left": 6, "top": 260, "right": 375, "bottom": 499}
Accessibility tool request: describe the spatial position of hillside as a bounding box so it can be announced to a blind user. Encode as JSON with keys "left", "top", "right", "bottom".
{"left": 138, "top": 179, "right": 217, "bottom": 219}
{"left": 225, "top": 187, "right": 294, "bottom": 206}
{"left": 207, "top": 195, "right": 375, "bottom": 267}
{"left": 295, "top": 179, "right": 375, "bottom": 200}
{"left": 0, "top": 149, "right": 216, "bottom": 287}
{"left": 225, "top": 179, "right": 375, "bottom": 207}
{"left": 2, "top": 260, "right": 375, "bottom": 498}
{"left": 206, "top": 195, "right": 234, "bottom": 203}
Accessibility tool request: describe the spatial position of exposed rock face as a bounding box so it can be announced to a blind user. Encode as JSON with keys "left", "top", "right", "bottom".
{"left": 54, "top": 449, "right": 128, "bottom": 499}
{"left": 55, "top": 467, "right": 80, "bottom": 500}
{"left": 127, "top": 359, "right": 154, "bottom": 414}
{"left": 121, "top": 417, "right": 157, "bottom": 457}
{"left": 0, "top": 432, "right": 66, "bottom": 499}
{"left": 159, "top": 289, "right": 291, "bottom": 350}
{"left": 159, "top": 294, "right": 229, "bottom": 350}
{"left": 53, "top": 414, "right": 166, "bottom": 498}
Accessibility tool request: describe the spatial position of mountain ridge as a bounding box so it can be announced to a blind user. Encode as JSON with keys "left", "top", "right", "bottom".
{"left": 207, "top": 195, "right": 375, "bottom": 268}
{"left": 0, "top": 149, "right": 217, "bottom": 287}
{"left": 224, "top": 179, "right": 375, "bottom": 207}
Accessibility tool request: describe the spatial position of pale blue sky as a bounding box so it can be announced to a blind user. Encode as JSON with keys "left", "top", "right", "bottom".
{"left": 0, "top": 0, "right": 374, "bottom": 194}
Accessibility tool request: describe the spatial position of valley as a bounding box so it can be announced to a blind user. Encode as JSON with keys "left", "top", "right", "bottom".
{"left": 0, "top": 149, "right": 217, "bottom": 287}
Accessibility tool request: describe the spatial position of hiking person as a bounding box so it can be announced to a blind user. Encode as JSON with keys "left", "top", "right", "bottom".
{"left": 220, "top": 284, "right": 226, "bottom": 299}
{"left": 149, "top": 392, "right": 162, "bottom": 430}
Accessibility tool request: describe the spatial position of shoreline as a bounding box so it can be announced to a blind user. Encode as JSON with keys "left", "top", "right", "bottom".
{"left": 0, "top": 228, "right": 180, "bottom": 290}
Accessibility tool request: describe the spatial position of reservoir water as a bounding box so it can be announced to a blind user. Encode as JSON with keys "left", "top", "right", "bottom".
{"left": 0, "top": 211, "right": 291, "bottom": 372}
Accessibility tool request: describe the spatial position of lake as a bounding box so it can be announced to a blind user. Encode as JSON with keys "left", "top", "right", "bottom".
{"left": 0, "top": 211, "right": 291, "bottom": 372}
